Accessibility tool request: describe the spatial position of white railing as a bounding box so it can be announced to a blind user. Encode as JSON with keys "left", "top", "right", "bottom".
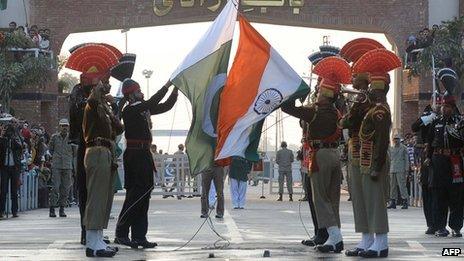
{"left": 2, "top": 169, "right": 39, "bottom": 215}
{"left": 152, "top": 154, "right": 201, "bottom": 197}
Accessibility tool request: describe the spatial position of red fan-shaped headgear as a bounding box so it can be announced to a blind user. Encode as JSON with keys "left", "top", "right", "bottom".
{"left": 352, "top": 49, "right": 402, "bottom": 77}
{"left": 340, "top": 38, "right": 385, "bottom": 63}
{"left": 66, "top": 43, "right": 122, "bottom": 86}
{"left": 313, "top": 57, "right": 351, "bottom": 98}
{"left": 313, "top": 56, "right": 352, "bottom": 85}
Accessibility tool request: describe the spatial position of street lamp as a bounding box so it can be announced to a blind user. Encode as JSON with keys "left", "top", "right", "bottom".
{"left": 142, "top": 69, "right": 153, "bottom": 97}
{"left": 121, "top": 28, "right": 130, "bottom": 53}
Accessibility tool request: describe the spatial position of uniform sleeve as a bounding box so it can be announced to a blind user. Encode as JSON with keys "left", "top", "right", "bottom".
{"left": 276, "top": 151, "right": 281, "bottom": 164}
{"left": 372, "top": 110, "right": 391, "bottom": 172}
{"left": 150, "top": 88, "right": 178, "bottom": 115}
{"left": 132, "top": 86, "right": 170, "bottom": 113}
{"left": 426, "top": 120, "right": 436, "bottom": 159}
{"left": 411, "top": 117, "right": 423, "bottom": 133}
{"left": 281, "top": 99, "right": 316, "bottom": 122}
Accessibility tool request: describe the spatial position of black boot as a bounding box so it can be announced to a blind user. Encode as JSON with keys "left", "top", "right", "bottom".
{"left": 80, "top": 229, "right": 86, "bottom": 245}
{"left": 401, "top": 200, "right": 408, "bottom": 209}
{"left": 131, "top": 238, "right": 158, "bottom": 249}
{"left": 387, "top": 199, "right": 396, "bottom": 209}
{"left": 59, "top": 207, "right": 67, "bottom": 217}
{"left": 49, "top": 207, "right": 56, "bottom": 218}
{"left": 289, "top": 194, "right": 293, "bottom": 202}
{"left": 316, "top": 241, "right": 344, "bottom": 253}
{"left": 277, "top": 193, "right": 283, "bottom": 201}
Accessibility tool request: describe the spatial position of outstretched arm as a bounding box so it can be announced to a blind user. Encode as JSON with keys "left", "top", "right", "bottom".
{"left": 281, "top": 99, "right": 315, "bottom": 123}
{"left": 150, "top": 87, "right": 179, "bottom": 115}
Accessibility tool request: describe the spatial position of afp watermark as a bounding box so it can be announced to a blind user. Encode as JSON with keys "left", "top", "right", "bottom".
{"left": 442, "top": 248, "right": 462, "bottom": 256}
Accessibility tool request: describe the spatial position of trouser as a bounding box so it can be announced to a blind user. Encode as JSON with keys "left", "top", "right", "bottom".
{"left": 389, "top": 171, "right": 409, "bottom": 201}
{"left": 355, "top": 164, "right": 389, "bottom": 233}
{"left": 0, "top": 166, "right": 19, "bottom": 214}
{"left": 305, "top": 174, "right": 319, "bottom": 235}
{"left": 350, "top": 161, "right": 370, "bottom": 233}
{"left": 49, "top": 168, "right": 72, "bottom": 207}
{"left": 422, "top": 184, "right": 434, "bottom": 228}
{"left": 84, "top": 146, "right": 116, "bottom": 230}
{"left": 432, "top": 185, "right": 464, "bottom": 231}
{"left": 76, "top": 144, "right": 87, "bottom": 233}
{"left": 201, "top": 166, "right": 224, "bottom": 216}
{"left": 278, "top": 170, "right": 293, "bottom": 194}
{"left": 230, "top": 178, "right": 247, "bottom": 208}
{"left": 115, "top": 185, "right": 151, "bottom": 240}
{"left": 311, "top": 148, "right": 342, "bottom": 229}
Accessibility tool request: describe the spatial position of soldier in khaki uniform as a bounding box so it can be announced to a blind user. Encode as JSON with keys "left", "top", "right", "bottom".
{"left": 49, "top": 119, "right": 75, "bottom": 218}
{"left": 339, "top": 38, "right": 385, "bottom": 256}
{"left": 283, "top": 56, "right": 352, "bottom": 254}
{"left": 346, "top": 48, "right": 402, "bottom": 258}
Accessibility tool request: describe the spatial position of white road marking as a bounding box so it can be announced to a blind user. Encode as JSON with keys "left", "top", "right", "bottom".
{"left": 407, "top": 240, "right": 427, "bottom": 255}
{"left": 223, "top": 210, "right": 244, "bottom": 243}
{"left": 47, "top": 240, "right": 73, "bottom": 249}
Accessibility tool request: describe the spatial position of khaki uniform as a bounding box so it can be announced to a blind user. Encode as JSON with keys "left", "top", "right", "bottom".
{"left": 49, "top": 132, "right": 74, "bottom": 207}
{"left": 342, "top": 100, "right": 371, "bottom": 233}
{"left": 357, "top": 103, "right": 391, "bottom": 234}
{"left": 282, "top": 101, "right": 342, "bottom": 229}
{"left": 82, "top": 95, "right": 123, "bottom": 230}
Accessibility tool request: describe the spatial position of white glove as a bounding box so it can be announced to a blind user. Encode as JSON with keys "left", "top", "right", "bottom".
{"left": 421, "top": 112, "right": 437, "bottom": 126}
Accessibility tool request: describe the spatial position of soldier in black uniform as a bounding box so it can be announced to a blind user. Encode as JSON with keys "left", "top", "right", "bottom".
{"left": 114, "top": 78, "right": 178, "bottom": 248}
{"left": 425, "top": 70, "right": 463, "bottom": 238}
{"left": 411, "top": 102, "right": 439, "bottom": 235}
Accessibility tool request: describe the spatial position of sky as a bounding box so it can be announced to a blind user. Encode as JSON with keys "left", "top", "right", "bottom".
{"left": 60, "top": 22, "right": 392, "bottom": 154}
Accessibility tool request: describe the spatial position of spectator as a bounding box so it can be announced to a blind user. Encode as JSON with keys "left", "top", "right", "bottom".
{"left": 48, "top": 119, "right": 74, "bottom": 218}
{"left": 276, "top": 141, "right": 294, "bottom": 202}
{"left": 229, "top": 157, "right": 252, "bottom": 209}
{"left": 8, "top": 21, "right": 17, "bottom": 32}
{"left": 387, "top": 135, "right": 410, "bottom": 209}
{"left": 40, "top": 126, "right": 50, "bottom": 144}
{"left": 39, "top": 29, "right": 50, "bottom": 50}
{"left": 15, "top": 26, "right": 26, "bottom": 36}
{"left": 30, "top": 128, "right": 46, "bottom": 167}
{"left": 29, "top": 29, "right": 42, "bottom": 48}
{"left": 200, "top": 165, "right": 225, "bottom": 219}
{"left": 405, "top": 35, "right": 418, "bottom": 64}
{"left": 0, "top": 124, "right": 23, "bottom": 218}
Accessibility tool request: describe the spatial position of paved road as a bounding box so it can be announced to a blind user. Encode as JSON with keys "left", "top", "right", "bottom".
{"left": 0, "top": 186, "right": 462, "bottom": 260}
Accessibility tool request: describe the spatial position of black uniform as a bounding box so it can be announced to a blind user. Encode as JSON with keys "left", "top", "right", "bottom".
{"left": 68, "top": 84, "right": 90, "bottom": 244}
{"left": 411, "top": 109, "right": 435, "bottom": 232}
{"left": 426, "top": 113, "right": 464, "bottom": 234}
{"left": 115, "top": 86, "right": 177, "bottom": 241}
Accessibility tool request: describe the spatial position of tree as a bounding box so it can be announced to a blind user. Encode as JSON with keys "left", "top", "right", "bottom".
{"left": 0, "top": 31, "right": 54, "bottom": 112}
{"left": 58, "top": 72, "right": 79, "bottom": 93}
{"left": 410, "top": 16, "right": 464, "bottom": 104}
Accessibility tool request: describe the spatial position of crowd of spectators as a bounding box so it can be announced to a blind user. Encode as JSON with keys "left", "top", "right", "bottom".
{"left": 405, "top": 24, "right": 441, "bottom": 66}
{"left": 0, "top": 113, "right": 72, "bottom": 218}
{"left": 7, "top": 21, "right": 51, "bottom": 50}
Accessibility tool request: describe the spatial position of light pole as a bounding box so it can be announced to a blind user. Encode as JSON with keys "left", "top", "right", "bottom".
{"left": 121, "top": 28, "right": 130, "bottom": 53}
{"left": 142, "top": 69, "right": 153, "bottom": 97}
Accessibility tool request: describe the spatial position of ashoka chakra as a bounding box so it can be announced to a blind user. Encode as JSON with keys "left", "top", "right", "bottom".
{"left": 254, "top": 88, "right": 283, "bottom": 115}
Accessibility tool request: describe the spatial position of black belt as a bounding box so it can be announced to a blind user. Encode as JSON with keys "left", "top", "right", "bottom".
{"left": 310, "top": 141, "right": 339, "bottom": 149}
{"left": 86, "top": 138, "right": 112, "bottom": 150}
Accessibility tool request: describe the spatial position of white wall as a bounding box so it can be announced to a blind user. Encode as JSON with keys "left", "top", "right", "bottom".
{"left": 429, "top": 0, "right": 459, "bottom": 27}
{"left": 0, "top": 0, "right": 29, "bottom": 28}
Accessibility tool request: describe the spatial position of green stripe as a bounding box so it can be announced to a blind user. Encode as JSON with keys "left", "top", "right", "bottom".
{"left": 171, "top": 41, "right": 232, "bottom": 175}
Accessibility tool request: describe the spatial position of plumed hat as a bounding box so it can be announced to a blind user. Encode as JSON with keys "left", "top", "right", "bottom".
{"left": 340, "top": 38, "right": 385, "bottom": 64}
{"left": 352, "top": 49, "right": 401, "bottom": 91}
{"left": 66, "top": 43, "right": 122, "bottom": 86}
{"left": 313, "top": 56, "right": 351, "bottom": 98}
{"left": 111, "top": 53, "right": 136, "bottom": 81}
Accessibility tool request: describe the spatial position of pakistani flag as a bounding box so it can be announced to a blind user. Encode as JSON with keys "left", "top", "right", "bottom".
{"left": 0, "top": 0, "right": 7, "bottom": 10}
{"left": 170, "top": 0, "right": 237, "bottom": 175}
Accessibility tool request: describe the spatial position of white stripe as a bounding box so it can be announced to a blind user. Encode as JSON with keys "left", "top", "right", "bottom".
{"left": 170, "top": 1, "right": 237, "bottom": 80}
{"left": 216, "top": 47, "right": 303, "bottom": 159}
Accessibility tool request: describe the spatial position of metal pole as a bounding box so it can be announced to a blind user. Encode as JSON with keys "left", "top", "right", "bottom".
{"left": 125, "top": 31, "right": 128, "bottom": 53}
{"left": 146, "top": 77, "right": 150, "bottom": 97}
{"left": 431, "top": 55, "right": 436, "bottom": 108}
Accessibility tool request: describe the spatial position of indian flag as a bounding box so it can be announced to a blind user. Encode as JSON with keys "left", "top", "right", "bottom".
{"left": 170, "top": 1, "right": 237, "bottom": 175}
{"left": 215, "top": 15, "right": 309, "bottom": 161}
